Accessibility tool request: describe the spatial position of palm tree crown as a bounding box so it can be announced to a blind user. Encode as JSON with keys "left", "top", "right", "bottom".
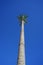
{"left": 18, "top": 15, "right": 28, "bottom": 24}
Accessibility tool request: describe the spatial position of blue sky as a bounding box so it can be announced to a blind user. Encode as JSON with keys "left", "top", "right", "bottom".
{"left": 0, "top": 0, "right": 43, "bottom": 65}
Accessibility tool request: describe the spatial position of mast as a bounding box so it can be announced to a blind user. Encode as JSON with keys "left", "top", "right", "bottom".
{"left": 17, "top": 15, "right": 27, "bottom": 65}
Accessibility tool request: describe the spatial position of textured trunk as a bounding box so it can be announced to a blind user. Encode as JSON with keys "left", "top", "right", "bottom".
{"left": 17, "top": 20, "right": 25, "bottom": 65}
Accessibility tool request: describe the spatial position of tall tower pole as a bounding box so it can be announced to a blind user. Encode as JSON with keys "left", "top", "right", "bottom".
{"left": 17, "top": 15, "right": 27, "bottom": 65}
